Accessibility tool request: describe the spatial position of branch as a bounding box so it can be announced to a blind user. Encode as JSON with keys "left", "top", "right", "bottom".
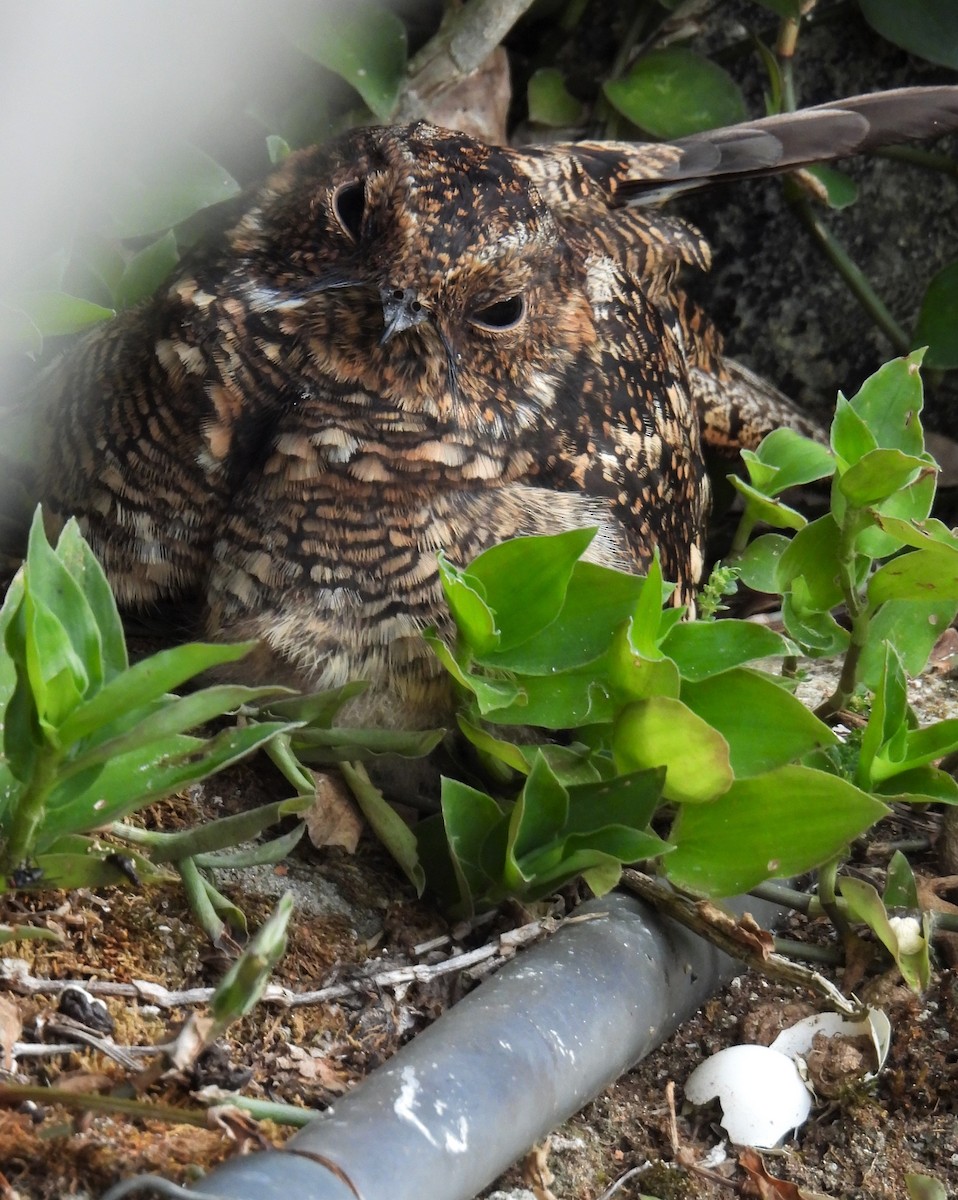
{"left": 397, "top": 0, "right": 537, "bottom": 118}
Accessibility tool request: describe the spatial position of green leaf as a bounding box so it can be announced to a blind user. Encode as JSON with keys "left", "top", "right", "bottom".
{"left": 13, "top": 292, "right": 114, "bottom": 337}
{"left": 54, "top": 640, "right": 256, "bottom": 748}
{"left": 34, "top": 836, "right": 175, "bottom": 891}
{"left": 291, "top": 725, "right": 444, "bottom": 763}
{"left": 627, "top": 548, "right": 671, "bottom": 658}
{"left": 65, "top": 685, "right": 289, "bottom": 774}
{"left": 124, "top": 794, "right": 312, "bottom": 863}
{"left": 261, "top": 681, "right": 368, "bottom": 726}
{"left": 606, "top": 621, "right": 681, "bottom": 702}
{"left": 457, "top": 715, "right": 530, "bottom": 776}
{"left": 426, "top": 631, "right": 521, "bottom": 715}
{"left": 106, "top": 146, "right": 241, "bottom": 239}
{"left": 24, "top": 595, "right": 87, "bottom": 730}
{"left": 661, "top": 620, "right": 794, "bottom": 681}
{"left": 867, "top": 547, "right": 958, "bottom": 610}
{"left": 483, "top": 668, "right": 615, "bottom": 728}
{"left": 884, "top": 849, "right": 920, "bottom": 910}
{"left": 681, "top": 668, "right": 837, "bottom": 777}
{"left": 876, "top": 718, "right": 958, "bottom": 783}
{"left": 746, "top": 428, "right": 835, "bottom": 495}
{"left": 0, "top": 924, "right": 64, "bottom": 946}
{"left": 341, "top": 761, "right": 425, "bottom": 895}
{"left": 508, "top": 753, "right": 569, "bottom": 869}
{"left": 848, "top": 351, "right": 925, "bottom": 456}
{"left": 776, "top": 514, "right": 844, "bottom": 608}
{"left": 913, "top": 260, "right": 958, "bottom": 368}
{"left": 288, "top": 2, "right": 408, "bottom": 120}
{"left": 839, "top": 875, "right": 930, "bottom": 992}
{"left": 211, "top": 892, "right": 294, "bottom": 1033}
{"left": 737, "top": 533, "right": 790, "bottom": 593}
{"left": 55, "top": 521, "right": 128, "bottom": 679}
{"left": 563, "top": 769, "right": 665, "bottom": 836}
{"left": 437, "top": 554, "right": 498, "bottom": 656}
{"left": 528, "top": 68, "right": 584, "bottom": 126}
{"left": 466, "top": 528, "right": 597, "bottom": 654}
{"left": 505, "top": 757, "right": 668, "bottom": 896}
{"left": 858, "top": 643, "right": 909, "bottom": 788}
{"left": 859, "top": 595, "right": 958, "bottom": 691}
{"left": 905, "top": 1174, "right": 948, "bottom": 1200}
{"left": 830, "top": 394, "right": 878, "bottom": 467}
{"left": 780, "top": 597, "right": 850, "bottom": 657}
{"left": 858, "top": 0, "right": 958, "bottom": 69}
{"left": 613, "top": 697, "right": 733, "bottom": 803}
{"left": 266, "top": 134, "right": 293, "bottom": 164}
{"left": 603, "top": 48, "right": 746, "bottom": 138}
{"left": 855, "top": 470, "right": 937, "bottom": 560}
{"left": 438, "top": 778, "right": 506, "bottom": 904}
{"left": 875, "top": 766, "right": 958, "bottom": 805}
{"left": 838, "top": 448, "right": 928, "bottom": 506}
{"left": 0, "top": 302, "right": 43, "bottom": 355}
{"left": 40, "top": 723, "right": 290, "bottom": 841}
{"left": 477, "top": 560, "right": 645, "bottom": 673}
{"left": 873, "top": 515, "right": 958, "bottom": 554}
{"left": 114, "top": 231, "right": 179, "bottom": 310}
{"left": 666, "top": 766, "right": 888, "bottom": 896}
{"left": 803, "top": 163, "right": 859, "bottom": 209}
{"left": 193, "top": 822, "right": 307, "bottom": 869}
{"left": 25, "top": 510, "right": 103, "bottom": 698}
{"left": 727, "top": 476, "right": 807, "bottom": 531}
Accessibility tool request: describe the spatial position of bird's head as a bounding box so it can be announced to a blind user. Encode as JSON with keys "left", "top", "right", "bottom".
{"left": 226, "top": 122, "right": 601, "bottom": 448}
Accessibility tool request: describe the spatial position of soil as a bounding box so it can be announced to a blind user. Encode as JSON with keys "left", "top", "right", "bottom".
{"left": 2, "top": 662, "right": 958, "bottom": 1200}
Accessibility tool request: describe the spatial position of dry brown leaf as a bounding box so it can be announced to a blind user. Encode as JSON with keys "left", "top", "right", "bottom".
{"left": 276, "top": 1048, "right": 350, "bottom": 1092}
{"left": 926, "top": 626, "right": 958, "bottom": 676}
{"left": 168, "top": 1013, "right": 217, "bottom": 1071}
{"left": 305, "top": 772, "right": 363, "bottom": 853}
{"left": 522, "top": 1138, "right": 557, "bottom": 1200}
{"left": 739, "top": 1147, "right": 836, "bottom": 1199}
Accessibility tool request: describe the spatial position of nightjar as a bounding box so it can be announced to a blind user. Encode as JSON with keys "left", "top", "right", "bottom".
{"left": 33, "top": 87, "right": 958, "bottom": 727}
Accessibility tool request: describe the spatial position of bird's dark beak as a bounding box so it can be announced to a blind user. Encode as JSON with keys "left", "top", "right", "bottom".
{"left": 380, "top": 287, "right": 428, "bottom": 344}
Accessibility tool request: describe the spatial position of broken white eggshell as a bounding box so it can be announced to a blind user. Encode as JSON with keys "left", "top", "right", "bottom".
{"left": 685, "top": 1044, "right": 812, "bottom": 1149}
{"left": 769, "top": 1007, "right": 891, "bottom": 1080}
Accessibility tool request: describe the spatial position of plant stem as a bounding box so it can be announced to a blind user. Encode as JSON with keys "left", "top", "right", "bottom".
{"left": 727, "top": 510, "right": 759, "bottom": 561}
{"left": 749, "top": 879, "right": 815, "bottom": 913}
{"left": 772, "top": 936, "right": 842, "bottom": 965}
{"left": 787, "top": 190, "right": 911, "bottom": 355}
{"left": 266, "top": 734, "right": 316, "bottom": 796}
{"left": 816, "top": 854, "right": 852, "bottom": 938}
{"left": 177, "top": 856, "right": 227, "bottom": 947}
{"left": 877, "top": 144, "right": 958, "bottom": 181}
{"left": 1, "top": 747, "right": 58, "bottom": 871}
{"left": 817, "top": 510, "right": 870, "bottom": 719}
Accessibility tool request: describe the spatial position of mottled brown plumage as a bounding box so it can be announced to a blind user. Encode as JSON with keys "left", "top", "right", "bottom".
{"left": 34, "top": 87, "right": 958, "bottom": 726}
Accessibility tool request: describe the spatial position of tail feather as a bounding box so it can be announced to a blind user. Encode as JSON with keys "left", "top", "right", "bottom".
{"left": 616, "top": 85, "right": 958, "bottom": 201}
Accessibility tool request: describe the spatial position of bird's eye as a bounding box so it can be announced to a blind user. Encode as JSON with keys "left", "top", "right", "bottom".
{"left": 470, "top": 295, "right": 526, "bottom": 331}
{"left": 332, "top": 179, "right": 365, "bottom": 242}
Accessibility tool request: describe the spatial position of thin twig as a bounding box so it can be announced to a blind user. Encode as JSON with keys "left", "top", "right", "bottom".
{"left": 0, "top": 917, "right": 554, "bottom": 1010}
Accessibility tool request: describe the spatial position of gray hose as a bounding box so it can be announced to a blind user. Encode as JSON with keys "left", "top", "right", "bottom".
{"left": 103, "top": 889, "right": 773, "bottom": 1200}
